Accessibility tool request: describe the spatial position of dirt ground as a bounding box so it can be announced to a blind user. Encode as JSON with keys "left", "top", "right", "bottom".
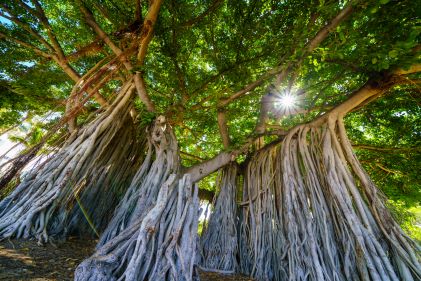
{"left": 0, "top": 238, "right": 253, "bottom": 281}
{"left": 0, "top": 237, "right": 95, "bottom": 281}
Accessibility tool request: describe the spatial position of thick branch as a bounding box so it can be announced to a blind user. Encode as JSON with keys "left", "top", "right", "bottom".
{"left": 353, "top": 145, "right": 421, "bottom": 153}
{"left": 311, "top": 78, "right": 399, "bottom": 127}
{"left": 185, "top": 152, "right": 232, "bottom": 183}
{"left": 395, "top": 64, "right": 421, "bottom": 75}
{"left": 77, "top": 0, "right": 126, "bottom": 59}
{"left": 217, "top": 109, "right": 230, "bottom": 149}
{"left": 136, "top": 0, "right": 163, "bottom": 63}
{"left": 186, "top": 66, "right": 413, "bottom": 182}
{"left": 133, "top": 73, "right": 156, "bottom": 112}
{"left": 77, "top": 0, "right": 156, "bottom": 112}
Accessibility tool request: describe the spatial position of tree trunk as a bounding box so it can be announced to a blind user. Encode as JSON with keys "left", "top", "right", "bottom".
{"left": 0, "top": 82, "right": 145, "bottom": 242}
{"left": 75, "top": 119, "right": 200, "bottom": 281}
{"left": 199, "top": 163, "right": 238, "bottom": 273}
{"left": 239, "top": 116, "right": 421, "bottom": 281}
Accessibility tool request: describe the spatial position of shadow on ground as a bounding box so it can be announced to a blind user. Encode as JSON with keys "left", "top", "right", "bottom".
{"left": 0, "top": 239, "right": 254, "bottom": 281}
{"left": 0, "top": 237, "right": 96, "bottom": 281}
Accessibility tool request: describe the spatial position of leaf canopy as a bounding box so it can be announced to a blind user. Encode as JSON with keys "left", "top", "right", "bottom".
{"left": 0, "top": 0, "right": 420, "bottom": 236}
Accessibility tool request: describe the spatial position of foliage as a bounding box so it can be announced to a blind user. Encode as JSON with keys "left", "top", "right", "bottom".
{"left": 0, "top": 0, "right": 420, "bottom": 238}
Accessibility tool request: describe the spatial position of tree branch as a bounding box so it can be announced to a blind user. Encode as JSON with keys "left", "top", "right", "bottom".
{"left": 77, "top": 0, "right": 156, "bottom": 112}
{"left": 180, "top": 151, "right": 206, "bottom": 161}
{"left": 217, "top": 66, "right": 284, "bottom": 108}
{"left": 185, "top": 64, "right": 416, "bottom": 182}
{"left": 136, "top": 0, "right": 163, "bottom": 63}
{"left": 185, "top": 152, "right": 232, "bottom": 183}
{"left": 0, "top": 31, "right": 51, "bottom": 59}
{"left": 133, "top": 73, "right": 156, "bottom": 112}
{"left": 274, "top": 2, "right": 354, "bottom": 86}
{"left": 0, "top": 4, "right": 55, "bottom": 53}
{"left": 28, "top": 0, "right": 66, "bottom": 59}
{"left": 352, "top": 145, "right": 421, "bottom": 153}
{"left": 395, "top": 64, "right": 421, "bottom": 75}
{"left": 1, "top": 3, "right": 108, "bottom": 109}
{"left": 217, "top": 109, "right": 230, "bottom": 149}
{"left": 135, "top": 0, "right": 143, "bottom": 22}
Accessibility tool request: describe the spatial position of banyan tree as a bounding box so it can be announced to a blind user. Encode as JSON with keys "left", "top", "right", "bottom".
{"left": 0, "top": 0, "right": 420, "bottom": 280}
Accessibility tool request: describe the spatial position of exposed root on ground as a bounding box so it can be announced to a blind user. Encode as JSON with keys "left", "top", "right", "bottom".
{"left": 75, "top": 174, "right": 200, "bottom": 281}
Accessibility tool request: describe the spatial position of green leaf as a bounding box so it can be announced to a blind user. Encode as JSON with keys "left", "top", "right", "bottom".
{"left": 388, "top": 50, "right": 398, "bottom": 58}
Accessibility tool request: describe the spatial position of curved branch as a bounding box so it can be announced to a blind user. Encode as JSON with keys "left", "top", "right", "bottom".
{"left": 186, "top": 65, "right": 414, "bottom": 182}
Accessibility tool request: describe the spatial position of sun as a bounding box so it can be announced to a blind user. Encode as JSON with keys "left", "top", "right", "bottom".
{"left": 279, "top": 94, "right": 295, "bottom": 107}
{"left": 274, "top": 94, "right": 296, "bottom": 109}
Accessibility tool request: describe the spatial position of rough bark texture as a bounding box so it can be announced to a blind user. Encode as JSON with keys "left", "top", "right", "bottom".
{"left": 75, "top": 121, "right": 200, "bottom": 281}
{"left": 239, "top": 117, "right": 421, "bottom": 281}
{"left": 97, "top": 116, "right": 180, "bottom": 246}
{"left": 199, "top": 164, "right": 238, "bottom": 273}
{"left": 75, "top": 174, "right": 199, "bottom": 281}
{"left": 0, "top": 82, "right": 145, "bottom": 242}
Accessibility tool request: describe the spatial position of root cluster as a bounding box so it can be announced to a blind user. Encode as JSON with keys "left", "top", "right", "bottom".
{"left": 76, "top": 118, "right": 200, "bottom": 281}
{"left": 0, "top": 83, "right": 145, "bottom": 241}
{"left": 76, "top": 174, "right": 199, "bottom": 281}
{"left": 199, "top": 164, "right": 238, "bottom": 273}
{"left": 237, "top": 117, "right": 421, "bottom": 281}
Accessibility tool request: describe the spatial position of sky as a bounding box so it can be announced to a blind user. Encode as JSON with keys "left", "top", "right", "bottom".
{"left": 0, "top": 133, "right": 22, "bottom": 165}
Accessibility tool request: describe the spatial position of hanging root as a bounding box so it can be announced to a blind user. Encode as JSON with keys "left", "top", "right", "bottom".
{"left": 239, "top": 142, "right": 284, "bottom": 281}
{"left": 75, "top": 174, "right": 200, "bottom": 281}
{"left": 199, "top": 163, "right": 238, "bottom": 274}
{"left": 239, "top": 116, "right": 421, "bottom": 281}
{"left": 0, "top": 81, "right": 146, "bottom": 242}
{"left": 75, "top": 119, "right": 200, "bottom": 280}
{"left": 98, "top": 116, "right": 180, "bottom": 247}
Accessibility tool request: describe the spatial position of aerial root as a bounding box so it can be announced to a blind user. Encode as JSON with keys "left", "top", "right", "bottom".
{"left": 75, "top": 174, "right": 200, "bottom": 281}
{"left": 199, "top": 163, "right": 238, "bottom": 273}
{"left": 239, "top": 117, "right": 421, "bottom": 281}
{"left": 0, "top": 82, "right": 145, "bottom": 241}
{"left": 98, "top": 116, "right": 180, "bottom": 247}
